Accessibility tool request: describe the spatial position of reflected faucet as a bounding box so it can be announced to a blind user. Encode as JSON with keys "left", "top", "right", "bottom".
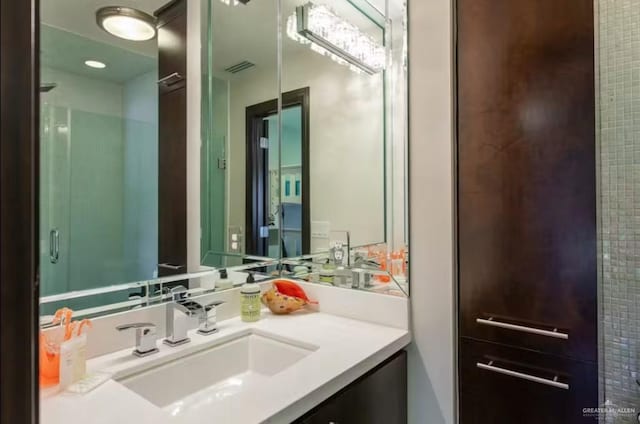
{"left": 329, "top": 230, "right": 351, "bottom": 267}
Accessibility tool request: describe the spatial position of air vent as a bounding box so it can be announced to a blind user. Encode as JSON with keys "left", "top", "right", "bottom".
{"left": 224, "top": 61, "right": 255, "bottom": 74}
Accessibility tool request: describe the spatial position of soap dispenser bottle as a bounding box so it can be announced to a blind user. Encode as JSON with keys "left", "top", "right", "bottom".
{"left": 241, "top": 273, "right": 261, "bottom": 322}
{"left": 216, "top": 268, "right": 233, "bottom": 290}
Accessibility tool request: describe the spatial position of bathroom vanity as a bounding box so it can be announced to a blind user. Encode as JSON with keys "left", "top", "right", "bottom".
{"left": 41, "top": 283, "right": 410, "bottom": 424}
{"left": 32, "top": 0, "right": 409, "bottom": 422}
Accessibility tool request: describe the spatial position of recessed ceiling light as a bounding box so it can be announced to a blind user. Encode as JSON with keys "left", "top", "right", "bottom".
{"left": 96, "top": 6, "right": 156, "bottom": 41}
{"left": 84, "top": 60, "right": 107, "bottom": 69}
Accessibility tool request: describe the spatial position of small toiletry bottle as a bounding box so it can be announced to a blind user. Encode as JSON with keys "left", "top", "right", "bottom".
{"left": 216, "top": 269, "right": 233, "bottom": 290}
{"left": 59, "top": 331, "right": 88, "bottom": 388}
{"left": 319, "top": 259, "right": 336, "bottom": 285}
{"left": 201, "top": 270, "right": 218, "bottom": 290}
{"left": 241, "top": 273, "right": 261, "bottom": 322}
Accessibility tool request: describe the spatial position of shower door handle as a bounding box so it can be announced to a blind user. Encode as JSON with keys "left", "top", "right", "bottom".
{"left": 49, "top": 229, "right": 59, "bottom": 264}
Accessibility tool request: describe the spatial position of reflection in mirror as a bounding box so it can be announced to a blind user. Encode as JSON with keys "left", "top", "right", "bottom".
{"left": 40, "top": 0, "right": 163, "bottom": 297}
{"left": 200, "top": 0, "right": 280, "bottom": 266}
{"left": 39, "top": 259, "right": 279, "bottom": 324}
{"left": 281, "top": 0, "right": 386, "bottom": 254}
{"left": 38, "top": 0, "right": 407, "bottom": 321}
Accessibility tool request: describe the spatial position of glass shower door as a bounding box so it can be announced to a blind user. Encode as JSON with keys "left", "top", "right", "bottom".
{"left": 39, "top": 101, "right": 72, "bottom": 296}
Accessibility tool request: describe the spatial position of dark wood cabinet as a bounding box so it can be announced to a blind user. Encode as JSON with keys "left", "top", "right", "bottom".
{"left": 156, "top": 0, "right": 187, "bottom": 93}
{"left": 456, "top": 0, "right": 598, "bottom": 421}
{"left": 158, "top": 87, "right": 187, "bottom": 276}
{"left": 460, "top": 339, "right": 598, "bottom": 424}
{"left": 156, "top": 0, "right": 188, "bottom": 277}
{"left": 457, "top": 0, "right": 597, "bottom": 364}
{"left": 294, "top": 350, "right": 407, "bottom": 424}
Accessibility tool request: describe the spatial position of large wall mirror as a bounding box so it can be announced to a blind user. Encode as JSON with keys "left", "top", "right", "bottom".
{"left": 39, "top": 0, "right": 407, "bottom": 318}
{"left": 40, "top": 0, "right": 164, "bottom": 297}
{"left": 280, "top": 0, "right": 386, "bottom": 256}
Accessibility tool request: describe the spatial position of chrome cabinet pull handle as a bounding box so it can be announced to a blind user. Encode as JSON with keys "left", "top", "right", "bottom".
{"left": 477, "top": 361, "right": 569, "bottom": 390}
{"left": 476, "top": 317, "right": 568, "bottom": 340}
{"left": 158, "top": 263, "right": 184, "bottom": 270}
{"left": 157, "top": 72, "right": 184, "bottom": 86}
{"left": 49, "top": 229, "right": 59, "bottom": 264}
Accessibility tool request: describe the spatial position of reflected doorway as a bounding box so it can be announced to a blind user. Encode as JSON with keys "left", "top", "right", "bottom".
{"left": 245, "top": 88, "right": 310, "bottom": 258}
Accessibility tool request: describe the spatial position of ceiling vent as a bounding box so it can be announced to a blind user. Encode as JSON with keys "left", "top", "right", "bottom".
{"left": 224, "top": 61, "right": 255, "bottom": 74}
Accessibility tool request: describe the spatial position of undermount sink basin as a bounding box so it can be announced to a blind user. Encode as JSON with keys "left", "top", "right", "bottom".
{"left": 116, "top": 331, "right": 316, "bottom": 416}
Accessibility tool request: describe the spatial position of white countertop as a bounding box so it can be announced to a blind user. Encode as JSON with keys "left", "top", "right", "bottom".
{"left": 41, "top": 311, "right": 410, "bottom": 424}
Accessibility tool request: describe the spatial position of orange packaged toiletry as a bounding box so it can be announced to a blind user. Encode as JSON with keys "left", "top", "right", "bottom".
{"left": 39, "top": 308, "right": 91, "bottom": 388}
{"left": 40, "top": 331, "right": 61, "bottom": 388}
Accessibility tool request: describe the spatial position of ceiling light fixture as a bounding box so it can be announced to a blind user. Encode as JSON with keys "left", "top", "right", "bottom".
{"left": 96, "top": 6, "right": 156, "bottom": 41}
{"left": 287, "top": 2, "right": 385, "bottom": 75}
{"left": 84, "top": 60, "right": 107, "bottom": 69}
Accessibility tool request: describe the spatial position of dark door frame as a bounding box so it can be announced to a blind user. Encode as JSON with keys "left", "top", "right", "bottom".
{"left": 1, "top": 0, "right": 40, "bottom": 423}
{"left": 245, "top": 87, "right": 311, "bottom": 257}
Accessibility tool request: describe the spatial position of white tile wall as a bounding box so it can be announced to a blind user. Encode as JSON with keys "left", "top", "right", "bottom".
{"left": 599, "top": 0, "right": 640, "bottom": 421}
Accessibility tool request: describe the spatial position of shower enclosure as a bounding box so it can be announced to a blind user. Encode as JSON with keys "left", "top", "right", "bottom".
{"left": 39, "top": 101, "right": 72, "bottom": 296}
{"left": 38, "top": 65, "right": 159, "bottom": 303}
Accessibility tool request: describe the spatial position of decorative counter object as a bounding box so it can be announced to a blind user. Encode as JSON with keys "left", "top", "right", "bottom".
{"left": 262, "top": 279, "right": 318, "bottom": 315}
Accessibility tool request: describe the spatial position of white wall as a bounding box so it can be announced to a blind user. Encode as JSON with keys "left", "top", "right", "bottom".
{"left": 227, "top": 49, "right": 385, "bottom": 251}
{"left": 186, "top": 0, "right": 202, "bottom": 271}
{"left": 407, "top": 0, "right": 456, "bottom": 423}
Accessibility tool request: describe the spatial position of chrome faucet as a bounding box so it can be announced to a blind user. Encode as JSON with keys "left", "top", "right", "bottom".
{"left": 193, "top": 299, "right": 225, "bottom": 335}
{"left": 163, "top": 287, "right": 226, "bottom": 345}
{"left": 116, "top": 322, "right": 159, "bottom": 357}
{"left": 163, "top": 286, "right": 197, "bottom": 347}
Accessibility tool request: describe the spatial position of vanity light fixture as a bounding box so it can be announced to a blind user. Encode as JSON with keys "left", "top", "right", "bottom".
{"left": 287, "top": 2, "right": 385, "bottom": 75}
{"left": 96, "top": 6, "right": 156, "bottom": 41}
{"left": 84, "top": 60, "right": 107, "bottom": 69}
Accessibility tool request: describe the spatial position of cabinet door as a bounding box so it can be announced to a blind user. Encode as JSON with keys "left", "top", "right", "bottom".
{"left": 156, "top": 0, "right": 186, "bottom": 93}
{"left": 158, "top": 87, "right": 187, "bottom": 276}
{"left": 457, "top": 0, "right": 597, "bottom": 362}
{"left": 460, "top": 338, "right": 597, "bottom": 424}
{"left": 296, "top": 351, "right": 407, "bottom": 424}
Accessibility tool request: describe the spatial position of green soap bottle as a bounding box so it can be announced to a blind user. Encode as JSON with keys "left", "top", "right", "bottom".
{"left": 241, "top": 273, "right": 261, "bottom": 322}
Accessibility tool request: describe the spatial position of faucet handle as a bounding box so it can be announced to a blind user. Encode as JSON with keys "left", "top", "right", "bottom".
{"left": 169, "top": 285, "right": 189, "bottom": 302}
{"left": 116, "top": 322, "right": 159, "bottom": 357}
{"left": 199, "top": 300, "right": 225, "bottom": 310}
{"left": 194, "top": 300, "right": 225, "bottom": 336}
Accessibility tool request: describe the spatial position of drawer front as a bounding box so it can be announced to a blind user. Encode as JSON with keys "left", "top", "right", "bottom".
{"left": 460, "top": 338, "right": 598, "bottom": 424}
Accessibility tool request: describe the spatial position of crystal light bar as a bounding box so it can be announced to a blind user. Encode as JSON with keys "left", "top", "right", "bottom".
{"left": 287, "top": 2, "right": 385, "bottom": 75}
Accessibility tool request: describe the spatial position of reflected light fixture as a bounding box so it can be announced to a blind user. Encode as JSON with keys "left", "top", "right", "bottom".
{"left": 84, "top": 60, "right": 107, "bottom": 69}
{"left": 219, "top": 0, "right": 251, "bottom": 5}
{"left": 287, "top": 2, "right": 385, "bottom": 75}
{"left": 96, "top": 6, "right": 156, "bottom": 41}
